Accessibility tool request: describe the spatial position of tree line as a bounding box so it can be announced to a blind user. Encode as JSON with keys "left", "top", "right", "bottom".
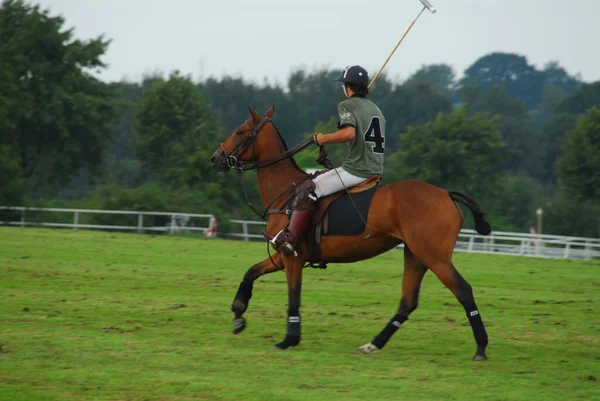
{"left": 1, "top": 0, "right": 599, "bottom": 237}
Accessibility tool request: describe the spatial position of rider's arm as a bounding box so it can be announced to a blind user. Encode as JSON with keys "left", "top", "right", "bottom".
{"left": 314, "top": 126, "right": 355, "bottom": 145}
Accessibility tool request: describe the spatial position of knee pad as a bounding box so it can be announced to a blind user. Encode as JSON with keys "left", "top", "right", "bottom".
{"left": 293, "top": 181, "right": 317, "bottom": 210}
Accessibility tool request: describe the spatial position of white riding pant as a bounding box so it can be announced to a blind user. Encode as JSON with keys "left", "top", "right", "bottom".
{"left": 312, "top": 168, "right": 366, "bottom": 199}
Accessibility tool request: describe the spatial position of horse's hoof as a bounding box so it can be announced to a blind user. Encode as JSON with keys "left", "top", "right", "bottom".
{"left": 233, "top": 317, "right": 246, "bottom": 335}
{"left": 273, "top": 335, "right": 300, "bottom": 350}
{"left": 472, "top": 353, "right": 488, "bottom": 361}
{"left": 355, "top": 342, "right": 379, "bottom": 355}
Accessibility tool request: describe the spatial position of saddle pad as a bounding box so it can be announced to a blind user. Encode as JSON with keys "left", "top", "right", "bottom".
{"left": 324, "top": 187, "right": 378, "bottom": 236}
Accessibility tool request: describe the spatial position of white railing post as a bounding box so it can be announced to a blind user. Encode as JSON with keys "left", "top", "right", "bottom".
{"left": 467, "top": 235, "right": 474, "bottom": 252}
{"left": 584, "top": 242, "right": 591, "bottom": 260}
{"left": 73, "top": 211, "right": 80, "bottom": 230}
{"left": 20, "top": 209, "right": 25, "bottom": 227}
{"left": 242, "top": 222, "right": 249, "bottom": 242}
{"left": 564, "top": 243, "right": 571, "bottom": 259}
{"left": 170, "top": 214, "right": 176, "bottom": 234}
{"left": 137, "top": 214, "right": 143, "bottom": 233}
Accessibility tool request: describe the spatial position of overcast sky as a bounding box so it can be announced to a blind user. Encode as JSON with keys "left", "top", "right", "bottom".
{"left": 36, "top": 0, "right": 599, "bottom": 85}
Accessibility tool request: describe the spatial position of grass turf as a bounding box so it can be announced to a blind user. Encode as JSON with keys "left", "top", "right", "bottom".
{"left": 0, "top": 228, "right": 598, "bottom": 400}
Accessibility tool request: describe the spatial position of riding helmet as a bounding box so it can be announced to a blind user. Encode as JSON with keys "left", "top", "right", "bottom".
{"left": 334, "top": 65, "right": 370, "bottom": 88}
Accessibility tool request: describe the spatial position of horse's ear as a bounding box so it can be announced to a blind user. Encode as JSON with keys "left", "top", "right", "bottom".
{"left": 248, "top": 106, "right": 260, "bottom": 122}
{"left": 264, "top": 105, "right": 275, "bottom": 118}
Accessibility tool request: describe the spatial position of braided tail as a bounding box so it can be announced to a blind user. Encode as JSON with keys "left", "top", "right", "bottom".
{"left": 449, "top": 191, "right": 492, "bottom": 235}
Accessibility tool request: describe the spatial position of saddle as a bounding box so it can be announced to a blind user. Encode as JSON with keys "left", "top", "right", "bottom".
{"left": 311, "top": 174, "right": 381, "bottom": 228}
{"left": 306, "top": 174, "right": 382, "bottom": 265}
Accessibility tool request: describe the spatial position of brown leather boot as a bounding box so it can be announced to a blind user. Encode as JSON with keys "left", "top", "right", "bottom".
{"left": 263, "top": 181, "right": 316, "bottom": 256}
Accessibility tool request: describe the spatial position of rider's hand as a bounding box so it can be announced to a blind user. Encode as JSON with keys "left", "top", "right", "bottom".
{"left": 313, "top": 133, "right": 323, "bottom": 146}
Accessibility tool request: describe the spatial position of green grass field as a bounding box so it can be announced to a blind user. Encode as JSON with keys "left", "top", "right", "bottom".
{"left": 0, "top": 228, "right": 598, "bottom": 401}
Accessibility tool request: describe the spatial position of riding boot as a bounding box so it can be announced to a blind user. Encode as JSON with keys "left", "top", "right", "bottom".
{"left": 279, "top": 206, "right": 315, "bottom": 256}
{"left": 263, "top": 181, "right": 317, "bottom": 256}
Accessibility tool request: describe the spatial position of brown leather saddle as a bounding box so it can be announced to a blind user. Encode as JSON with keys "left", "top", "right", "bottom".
{"left": 305, "top": 174, "right": 382, "bottom": 266}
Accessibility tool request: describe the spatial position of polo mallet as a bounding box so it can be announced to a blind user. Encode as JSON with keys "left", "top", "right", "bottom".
{"left": 368, "top": 0, "right": 437, "bottom": 89}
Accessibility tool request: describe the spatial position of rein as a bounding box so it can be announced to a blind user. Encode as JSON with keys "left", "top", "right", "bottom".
{"left": 234, "top": 136, "right": 315, "bottom": 172}
{"left": 239, "top": 171, "right": 309, "bottom": 219}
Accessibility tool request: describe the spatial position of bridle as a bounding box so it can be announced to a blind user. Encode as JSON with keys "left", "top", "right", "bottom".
{"left": 215, "top": 115, "right": 328, "bottom": 219}
{"left": 217, "top": 116, "right": 272, "bottom": 171}
{"left": 217, "top": 116, "right": 315, "bottom": 172}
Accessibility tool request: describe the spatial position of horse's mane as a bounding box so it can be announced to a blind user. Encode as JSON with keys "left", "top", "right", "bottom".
{"left": 270, "top": 121, "right": 309, "bottom": 177}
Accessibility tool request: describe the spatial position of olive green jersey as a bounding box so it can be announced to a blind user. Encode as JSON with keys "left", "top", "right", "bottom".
{"left": 337, "top": 95, "right": 386, "bottom": 179}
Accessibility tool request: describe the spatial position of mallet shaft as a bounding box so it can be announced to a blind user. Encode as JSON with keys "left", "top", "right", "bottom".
{"left": 368, "top": 6, "right": 427, "bottom": 89}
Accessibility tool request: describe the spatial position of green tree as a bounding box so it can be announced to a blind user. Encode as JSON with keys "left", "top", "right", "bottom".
{"left": 461, "top": 53, "right": 579, "bottom": 110}
{"left": 530, "top": 82, "right": 567, "bottom": 125}
{"left": 285, "top": 69, "right": 344, "bottom": 143}
{"left": 134, "top": 71, "right": 221, "bottom": 187}
{"left": 535, "top": 81, "right": 600, "bottom": 183}
{"left": 542, "top": 190, "right": 600, "bottom": 237}
{"left": 463, "top": 84, "right": 538, "bottom": 176}
{"left": 199, "top": 77, "right": 291, "bottom": 138}
{"left": 404, "top": 63, "right": 457, "bottom": 101}
{"left": 483, "top": 173, "right": 544, "bottom": 232}
{"left": 462, "top": 53, "right": 545, "bottom": 109}
{"left": 0, "top": 0, "right": 120, "bottom": 189}
{"left": 0, "top": 145, "right": 27, "bottom": 205}
{"left": 555, "top": 81, "right": 600, "bottom": 115}
{"left": 537, "top": 113, "right": 578, "bottom": 182}
{"left": 381, "top": 81, "right": 453, "bottom": 152}
{"left": 556, "top": 107, "right": 600, "bottom": 202}
{"left": 385, "top": 108, "right": 506, "bottom": 196}
{"left": 541, "top": 61, "right": 581, "bottom": 95}
{"left": 104, "top": 81, "right": 147, "bottom": 188}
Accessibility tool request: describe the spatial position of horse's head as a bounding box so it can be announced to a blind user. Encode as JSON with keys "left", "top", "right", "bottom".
{"left": 211, "top": 106, "right": 275, "bottom": 172}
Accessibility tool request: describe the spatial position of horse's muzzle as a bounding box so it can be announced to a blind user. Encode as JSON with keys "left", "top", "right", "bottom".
{"left": 211, "top": 152, "right": 229, "bottom": 172}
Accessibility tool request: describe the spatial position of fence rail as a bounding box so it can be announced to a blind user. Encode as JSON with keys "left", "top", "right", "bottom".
{"left": 1, "top": 207, "right": 599, "bottom": 260}
{"left": 0, "top": 206, "right": 215, "bottom": 234}
{"left": 228, "top": 219, "right": 600, "bottom": 260}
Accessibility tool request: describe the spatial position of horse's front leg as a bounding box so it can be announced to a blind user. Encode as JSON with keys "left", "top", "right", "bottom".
{"left": 232, "top": 254, "right": 283, "bottom": 334}
{"left": 274, "top": 256, "right": 304, "bottom": 349}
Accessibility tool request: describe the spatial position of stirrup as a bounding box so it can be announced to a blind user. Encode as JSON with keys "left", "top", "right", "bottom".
{"left": 263, "top": 230, "right": 298, "bottom": 257}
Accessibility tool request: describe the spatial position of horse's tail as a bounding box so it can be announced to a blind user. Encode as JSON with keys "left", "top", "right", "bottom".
{"left": 449, "top": 191, "right": 492, "bottom": 236}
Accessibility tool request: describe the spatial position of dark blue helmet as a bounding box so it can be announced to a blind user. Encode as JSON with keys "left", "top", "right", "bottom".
{"left": 334, "top": 65, "right": 369, "bottom": 88}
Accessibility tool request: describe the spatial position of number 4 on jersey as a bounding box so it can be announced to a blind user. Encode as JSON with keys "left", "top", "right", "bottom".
{"left": 364, "top": 117, "right": 384, "bottom": 154}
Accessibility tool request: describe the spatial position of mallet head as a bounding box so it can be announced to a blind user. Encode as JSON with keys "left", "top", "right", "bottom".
{"left": 419, "top": 0, "right": 437, "bottom": 13}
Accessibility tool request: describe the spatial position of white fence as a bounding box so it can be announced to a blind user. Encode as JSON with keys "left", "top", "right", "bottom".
{"left": 228, "top": 219, "right": 600, "bottom": 260}
{"left": 0, "top": 206, "right": 215, "bottom": 235}
{"left": 1, "top": 207, "right": 599, "bottom": 260}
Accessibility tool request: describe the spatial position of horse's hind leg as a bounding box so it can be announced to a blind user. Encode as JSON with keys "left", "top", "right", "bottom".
{"left": 356, "top": 247, "right": 427, "bottom": 354}
{"left": 430, "top": 262, "right": 489, "bottom": 361}
{"left": 231, "top": 254, "right": 283, "bottom": 334}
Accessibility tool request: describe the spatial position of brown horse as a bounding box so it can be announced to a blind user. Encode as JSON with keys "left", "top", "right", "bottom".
{"left": 211, "top": 106, "right": 491, "bottom": 361}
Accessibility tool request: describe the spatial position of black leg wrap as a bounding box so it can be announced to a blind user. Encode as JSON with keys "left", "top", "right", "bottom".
{"left": 466, "top": 309, "right": 488, "bottom": 348}
{"left": 274, "top": 315, "right": 301, "bottom": 349}
{"left": 372, "top": 314, "right": 407, "bottom": 349}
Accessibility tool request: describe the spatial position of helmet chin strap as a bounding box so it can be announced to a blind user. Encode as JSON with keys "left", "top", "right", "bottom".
{"left": 343, "top": 84, "right": 349, "bottom": 98}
